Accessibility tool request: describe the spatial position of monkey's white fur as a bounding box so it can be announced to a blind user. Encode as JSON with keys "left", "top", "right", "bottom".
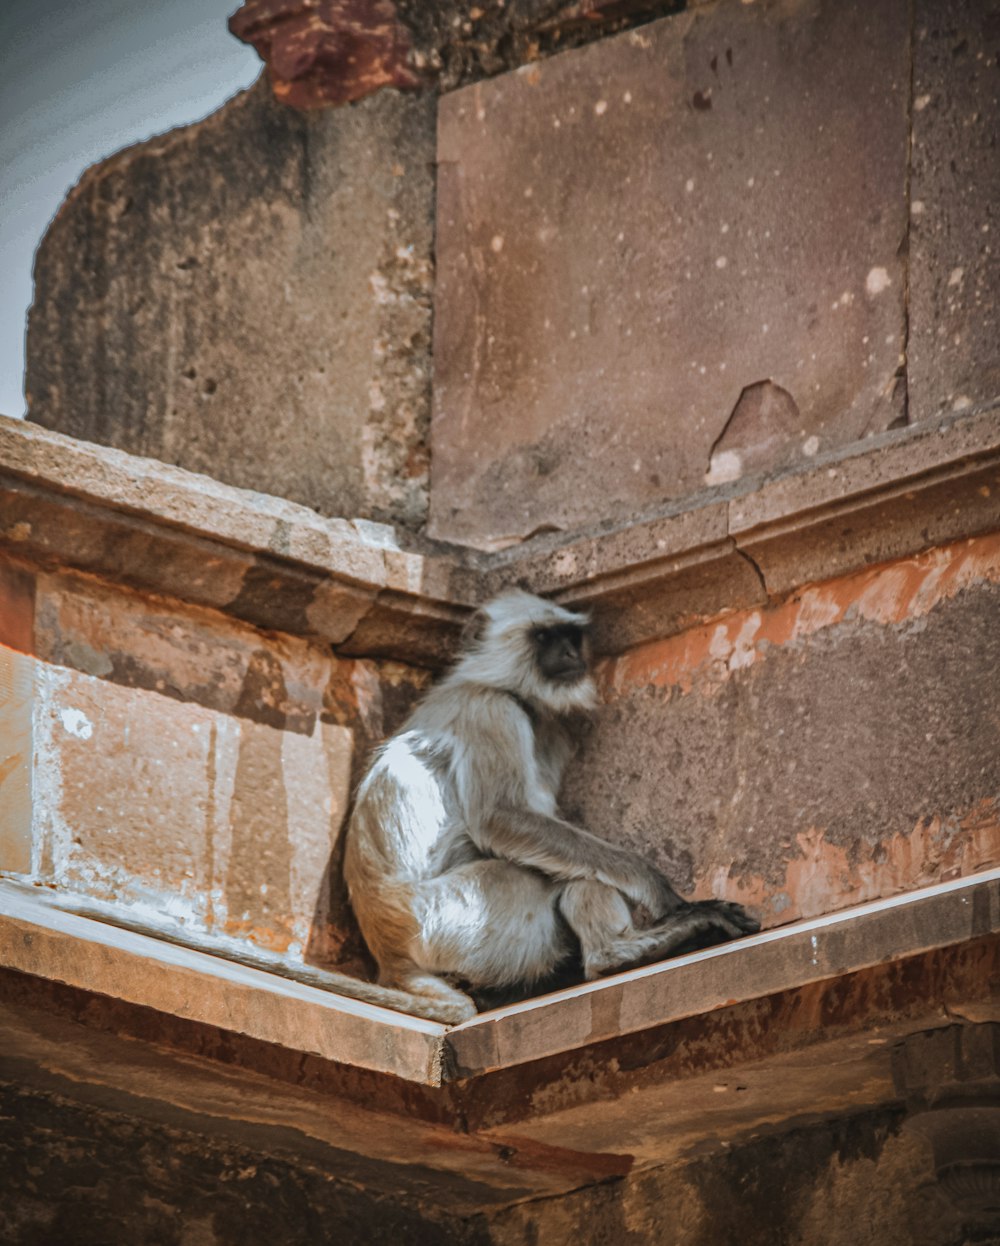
{"left": 345, "top": 589, "right": 757, "bottom": 1024}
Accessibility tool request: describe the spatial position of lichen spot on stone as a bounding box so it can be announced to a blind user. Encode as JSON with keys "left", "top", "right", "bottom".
{"left": 865, "top": 266, "right": 891, "bottom": 296}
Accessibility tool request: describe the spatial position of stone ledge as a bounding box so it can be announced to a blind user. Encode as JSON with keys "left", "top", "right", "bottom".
{"left": 2, "top": 407, "right": 998, "bottom": 661}
{"left": 483, "top": 404, "right": 1000, "bottom": 652}
{"left": 3, "top": 870, "right": 997, "bottom": 1089}
{"left": 0, "top": 881, "right": 449, "bottom": 1085}
{"left": 0, "top": 416, "right": 470, "bottom": 666}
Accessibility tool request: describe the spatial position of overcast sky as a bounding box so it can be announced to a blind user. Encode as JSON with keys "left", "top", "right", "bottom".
{"left": 0, "top": 0, "right": 261, "bottom": 418}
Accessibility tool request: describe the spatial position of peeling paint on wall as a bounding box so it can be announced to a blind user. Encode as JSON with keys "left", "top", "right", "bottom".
{"left": 601, "top": 531, "right": 1000, "bottom": 699}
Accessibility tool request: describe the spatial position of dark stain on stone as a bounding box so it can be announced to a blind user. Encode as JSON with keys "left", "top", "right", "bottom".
{"left": 692, "top": 88, "right": 713, "bottom": 110}
{"left": 0, "top": 557, "right": 36, "bottom": 656}
{"left": 235, "top": 648, "right": 316, "bottom": 735}
{"left": 229, "top": 559, "right": 318, "bottom": 636}
{"left": 0, "top": 1078, "right": 500, "bottom": 1245}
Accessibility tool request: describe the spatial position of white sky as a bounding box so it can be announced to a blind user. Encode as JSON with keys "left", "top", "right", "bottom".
{"left": 0, "top": 0, "right": 261, "bottom": 417}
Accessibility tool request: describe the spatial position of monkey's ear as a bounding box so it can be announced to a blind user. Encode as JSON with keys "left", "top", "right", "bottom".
{"left": 460, "top": 608, "right": 490, "bottom": 651}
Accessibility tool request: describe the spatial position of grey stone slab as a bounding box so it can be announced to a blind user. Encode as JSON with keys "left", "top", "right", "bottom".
{"left": 432, "top": 0, "right": 911, "bottom": 547}
{"left": 909, "top": 0, "right": 1000, "bottom": 423}
{"left": 26, "top": 79, "right": 435, "bottom": 529}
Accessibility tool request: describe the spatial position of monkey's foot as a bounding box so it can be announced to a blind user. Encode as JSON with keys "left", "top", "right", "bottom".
{"left": 584, "top": 900, "right": 760, "bottom": 978}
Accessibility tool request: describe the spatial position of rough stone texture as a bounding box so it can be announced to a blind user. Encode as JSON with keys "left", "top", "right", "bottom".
{"left": 4, "top": 980, "right": 999, "bottom": 1246}
{"left": 564, "top": 533, "right": 1000, "bottom": 928}
{"left": 484, "top": 1111, "right": 968, "bottom": 1246}
{"left": 26, "top": 77, "right": 435, "bottom": 528}
{"left": 31, "top": 660, "right": 352, "bottom": 958}
{"left": 909, "top": 0, "right": 1000, "bottom": 423}
{"left": 230, "top": 0, "right": 421, "bottom": 110}
{"left": 0, "top": 1083, "right": 488, "bottom": 1246}
{"left": 228, "top": 0, "right": 690, "bottom": 105}
{"left": 0, "top": 414, "right": 475, "bottom": 668}
{"left": 432, "top": 0, "right": 911, "bottom": 547}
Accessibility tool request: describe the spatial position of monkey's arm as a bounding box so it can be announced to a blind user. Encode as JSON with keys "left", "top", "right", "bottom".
{"left": 481, "top": 807, "right": 684, "bottom": 920}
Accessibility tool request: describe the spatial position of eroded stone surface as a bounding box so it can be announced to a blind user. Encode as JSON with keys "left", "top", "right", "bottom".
{"left": 565, "top": 534, "right": 1000, "bottom": 926}
{"left": 909, "top": 0, "right": 1000, "bottom": 423}
{"left": 27, "top": 79, "right": 435, "bottom": 527}
{"left": 432, "top": 0, "right": 910, "bottom": 546}
{"left": 230, "top": 0, "right": 421, "bottom": 110}
{"left": 30, "top": 659, "right": 353, "bottom": 956}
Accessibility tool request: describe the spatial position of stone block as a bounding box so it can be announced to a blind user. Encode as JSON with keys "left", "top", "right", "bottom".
{"left": 26, "top": 78, "right": 435, "bottom": 528}
{"left": 432, "top": 0, "right": 910, "bottom": 546}
{"left": 28, "top": 656, "right": 354, "bottom": 956}
{"left": 0, "top": 647, "right": 32, "bottom": 874}
{"left": 909, "top": 0, "right": 1000, "bottom": 422}
{"left": 32, "top": 568, "right": 331, "bottom": 734}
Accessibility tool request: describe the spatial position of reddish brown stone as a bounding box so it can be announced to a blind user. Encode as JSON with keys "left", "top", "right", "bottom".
{"left": 431, "top": 0, "right": 911, "bottom": 546}
{"left": 0, "top": 559, "right": 34, "bottom": 657}
{"left": 229, "top": 0, "right": 421, "bottom": 109}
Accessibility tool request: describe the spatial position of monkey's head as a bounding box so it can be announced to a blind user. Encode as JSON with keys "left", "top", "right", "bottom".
{"left": 456, "top": 589, "right": 598, "bottom": 714}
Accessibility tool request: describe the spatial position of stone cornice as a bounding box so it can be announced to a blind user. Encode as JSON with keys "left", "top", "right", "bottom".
{"left": 0, "top": 406, "right": 997, "bottom": 663}
{"left": 2, "top": 871, "right": 997, "bottom": 1088}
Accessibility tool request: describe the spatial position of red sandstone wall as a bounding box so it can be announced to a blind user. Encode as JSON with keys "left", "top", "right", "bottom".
{"left": 564, "top": 533, "right": 1000, "bottom": 928}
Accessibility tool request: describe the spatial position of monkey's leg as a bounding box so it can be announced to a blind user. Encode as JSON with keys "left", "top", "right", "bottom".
{"left": 559, "top": 881, "right": 755, "bottom": 979}
{"left": 411, "top": 861, "right": 572, "bottom": 992}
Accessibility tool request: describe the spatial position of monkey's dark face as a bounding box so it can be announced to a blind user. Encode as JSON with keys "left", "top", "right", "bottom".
{"left": 532, "top": 623, "right": 589, "bottom": 684}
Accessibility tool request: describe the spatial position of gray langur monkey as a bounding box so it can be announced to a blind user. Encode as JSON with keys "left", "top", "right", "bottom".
{"left": 344, "top": 589, "right": 759, "bottom": 1024}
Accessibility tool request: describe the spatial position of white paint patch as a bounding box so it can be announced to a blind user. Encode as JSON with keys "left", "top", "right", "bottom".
{"left": 802, "top": 435, "right": 820, "bottom": 457}
{"left": 728, "top": 615, "right": 761, "bottom": 672}
{"left": 715, "top": 255, "right": 728, "bottom": 269}
{"left": 948, "top": 266, "right": 965, "bottom": 287}
{"left": 60, "top": 708, "right": 93, "bottom": 740}
{"left": 914, "top": 93, "right": 932, "bottom": 111}
{"left": 594, "top": 99, "right": 608, "bottom": 116}
{"left": 685, "top": 178, "right": 695, "bottom": 193}
{"left": 705, "top": 449, "right": 743, "bottom": 485}
{"left": 911, "top": 199, "right": 925, "bottom": 216}
{"left": 866, "top": 266, "right": 891, "bottom": 296}
{"left": 490, "top": 235, "right": 504, "bottom": 253}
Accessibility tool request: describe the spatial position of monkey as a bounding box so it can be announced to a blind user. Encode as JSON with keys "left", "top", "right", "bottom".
{"left": 344, "top": 589, "right": 760, "bottom": 1025}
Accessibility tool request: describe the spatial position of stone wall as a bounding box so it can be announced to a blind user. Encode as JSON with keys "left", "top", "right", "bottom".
{"left": 563, "top": 532, "right": 1000, "bottom": 930}
{"left": 430, "top": 0, "right": 1000, "bottom": 547}
{"left": 26, "top": 79, "right": 435, "bottom": 527}
{"left": 25, "top": 0, "right": 998, "bottom": 549}
{"left": 0, "top": 553, "right": 429, "bottom": 975}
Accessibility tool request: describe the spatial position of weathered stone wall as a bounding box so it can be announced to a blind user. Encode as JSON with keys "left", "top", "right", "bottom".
{"left": 563, "top": 531, "right": 1000, "bottom": 929}
{"left": 431, "top": 0, "right": 1000, "bottom": 547}
{"left": 0, "top": 1077, "right": 979, "bottom": 1245}
{"left": 25, "top": 1, "right": 997, "bottom": 548}
{"left": 0, "top": 554, "right": 429, "bottom": 973}
{"left": 26, "top": 78, "right": 435, "bottom": 527}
